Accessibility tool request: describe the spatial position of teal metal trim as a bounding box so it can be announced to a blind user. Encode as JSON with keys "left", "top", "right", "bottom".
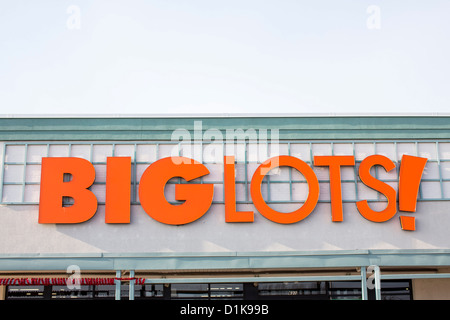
{"left": 373, "top": 265, "right": 381, "bottom": 300}
{"left": 1, "top": 250, "right": 450, "bottom": 271}
{"left": 129, "top": 270, "right": 135, "bottom": 301}
{"left": 361, "top": 267, "right": 368, "bottom": 300}
{"left": 1, "top": 116, "right": 450, "bottom": 141}
{"left": 381, "top": 273, "right": 450, "bottom": 280}
{"left": 144, "top": 275, "right": 363, "bottom": 284}
{"left": 115, "top": 270, "right": 121, "bottom": 301}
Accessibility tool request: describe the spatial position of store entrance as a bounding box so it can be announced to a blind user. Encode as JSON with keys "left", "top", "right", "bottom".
{"left": 5, "top": 280, "right": 412, "bottom": 300}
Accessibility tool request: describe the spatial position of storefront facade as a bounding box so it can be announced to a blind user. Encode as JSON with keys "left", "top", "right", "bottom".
{"left": 0, "top": 114, "right": 450, "bottom": 300}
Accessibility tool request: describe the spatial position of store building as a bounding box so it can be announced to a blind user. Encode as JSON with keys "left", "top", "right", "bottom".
{"left": 0, "top": 114, "right": 450, "bottom": 300}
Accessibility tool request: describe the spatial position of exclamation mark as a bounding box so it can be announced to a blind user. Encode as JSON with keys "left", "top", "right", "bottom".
{"left": 398, "top": 155, "right": 427, "bottom": 231}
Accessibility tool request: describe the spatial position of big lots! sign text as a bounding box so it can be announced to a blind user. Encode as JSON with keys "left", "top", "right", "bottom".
{"left": 38, "top": 154, "right": 427, "bottom": 231}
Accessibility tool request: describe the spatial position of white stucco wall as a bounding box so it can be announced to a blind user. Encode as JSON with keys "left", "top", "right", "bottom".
{"left": 0, "top": 200, "right": 449, "bottom": 254}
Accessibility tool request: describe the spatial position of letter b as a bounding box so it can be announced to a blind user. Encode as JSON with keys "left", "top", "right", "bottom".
{"left": 39, "top": 157, "right": 97, "bottom": 223}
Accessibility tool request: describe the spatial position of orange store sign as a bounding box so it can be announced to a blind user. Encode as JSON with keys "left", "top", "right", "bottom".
{"left": 38, "top": 155, "right": 427, "bottom": 231}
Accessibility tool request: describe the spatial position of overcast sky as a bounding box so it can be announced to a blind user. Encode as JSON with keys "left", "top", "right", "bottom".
{"left": 1, "top": 1, "right": 449, "bottom": 115}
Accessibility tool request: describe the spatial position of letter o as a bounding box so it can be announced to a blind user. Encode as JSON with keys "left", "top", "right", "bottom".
{"left": 250, "top": 156, "right": 319, "bottom": 224}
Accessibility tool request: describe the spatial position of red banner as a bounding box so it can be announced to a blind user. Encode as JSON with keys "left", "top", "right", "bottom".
{"left": 0, "top": 277, "right": 146, "bottom": 285}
